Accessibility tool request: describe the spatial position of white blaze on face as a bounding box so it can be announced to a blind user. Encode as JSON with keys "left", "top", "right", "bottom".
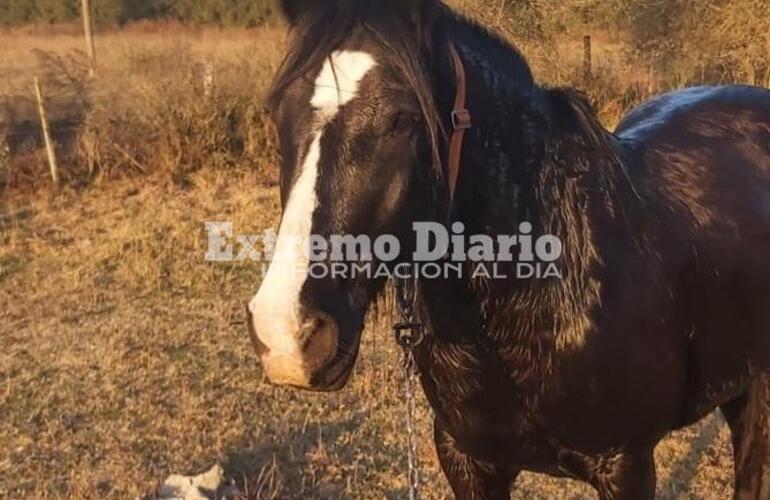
{"left": 249, "top": 51, "right": 377, "bottom": 356}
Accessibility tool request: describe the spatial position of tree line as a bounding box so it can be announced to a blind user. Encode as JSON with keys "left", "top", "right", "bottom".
{"left": 0, "top": 0, "right": 276, "bottom": 26}
{"left": 2, "top": 0, "right": 768, "bottom": 86}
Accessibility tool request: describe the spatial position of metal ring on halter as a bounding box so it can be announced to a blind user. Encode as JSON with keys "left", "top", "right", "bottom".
{"left": 393, "top": 322, "right": 425, "bottom": 349}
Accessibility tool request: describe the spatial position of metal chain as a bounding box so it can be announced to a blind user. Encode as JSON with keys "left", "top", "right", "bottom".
{"left": 393, "top": 277, "right": 423, "bottom": 500}
{"left": 403, "top": 346, "right": 420, "bottom": 500}
{"left": 395, "top": 276, "right": 416, "bottom": 320}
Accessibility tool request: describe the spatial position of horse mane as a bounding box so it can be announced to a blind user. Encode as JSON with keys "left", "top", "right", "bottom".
{"left": 471, "top": 87, "right": 643, "bottom": 352}
{"left": 545, "top": 87, "right": 640, "bottom": 202}
{"left": 548, "top": 88, "right": 615, "bottom": 153}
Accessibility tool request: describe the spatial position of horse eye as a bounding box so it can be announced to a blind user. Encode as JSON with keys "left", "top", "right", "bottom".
{"left": 391, "top": 112, "right": 421, "bottom": 135}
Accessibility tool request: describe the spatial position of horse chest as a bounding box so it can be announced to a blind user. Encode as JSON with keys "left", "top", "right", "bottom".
{"left": 416, "top": 341, "right": 555, "bottom": 464}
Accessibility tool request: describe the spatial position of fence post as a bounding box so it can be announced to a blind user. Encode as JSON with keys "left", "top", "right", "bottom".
{"left": 34, "top": 77, "right": 59, "bottom": 188}
{"left": 203, "top": 59, "right": 215, "bottom": 98}
{"left": 583, "top": 35, "right": 592, "bottom": 83}
{"left": 81, "top": 0, "right": 96, "bottom": 76}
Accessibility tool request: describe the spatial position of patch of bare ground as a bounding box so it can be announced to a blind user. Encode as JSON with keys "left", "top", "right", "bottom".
{"left": 0, "top": 169, "right": 735, "bottom": 499}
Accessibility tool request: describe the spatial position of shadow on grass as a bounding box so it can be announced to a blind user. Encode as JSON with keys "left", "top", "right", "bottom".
{"left": 658, "top": 412, "right": 725, "bottom": 499}
{"left": 224, "top": 409, "right": 410, "bottom": 499}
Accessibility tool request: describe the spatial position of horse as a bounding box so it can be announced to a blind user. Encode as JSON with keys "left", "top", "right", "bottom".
{"left": 246, "top": 1, "right": 770, "bottom": 498}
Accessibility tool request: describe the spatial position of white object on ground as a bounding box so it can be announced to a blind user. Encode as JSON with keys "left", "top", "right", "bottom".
{"left": 153, "top": 465, "right": 240, "bottom": 500}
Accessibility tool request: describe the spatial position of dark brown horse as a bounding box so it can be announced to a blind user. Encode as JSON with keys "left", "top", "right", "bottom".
{"left": 247, "top": 1, "right": 770, "bottom": 498}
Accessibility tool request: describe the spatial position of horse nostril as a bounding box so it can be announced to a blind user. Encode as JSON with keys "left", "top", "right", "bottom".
{"left": 246, "top": 304, "right": 270, "bottom": 356}
{"left": 311, "top": 315, "right": 329, "bottom": 334}
{"left": 300, "top": 312, "right": 339, "bottom": 362}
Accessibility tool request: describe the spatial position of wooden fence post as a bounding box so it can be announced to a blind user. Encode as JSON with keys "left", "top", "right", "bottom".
{"left": 81, "top": 0, "right": 96, "bottom": 76}
{"left": 583, "top": 35, "right": 592, "bottom": 83}
{"left": 34, "top": 77, "right": 59, "bottom": 188}
{"left": 203, "top": 59, "right": 215, "bottom": 98}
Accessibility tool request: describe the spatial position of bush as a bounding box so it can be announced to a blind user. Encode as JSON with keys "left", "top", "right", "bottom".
{"left": 460, "top": 0, "right": 769, "bottom": 87}
{"left": 1, "top": 25, "right": 283, "bottom": 189}
{"left": 0, "top": 0, "right": 76, "bottom": 24}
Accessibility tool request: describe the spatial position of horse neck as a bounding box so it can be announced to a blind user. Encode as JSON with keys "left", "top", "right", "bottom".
{"left": 439, "top": 19, "right": 544, "bottom": 236}
{"left": 420, "top": 25, "right": 634, "bottom": 350}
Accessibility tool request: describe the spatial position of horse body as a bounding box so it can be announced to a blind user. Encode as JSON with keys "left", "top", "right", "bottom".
{"left": 251, "top": 1, "right": 770, "bottom": 497}
{"left": 616, "top": 86, "right": 770, "bottom": 419}
{"left": 416, "top": 82, "right": 770, "bottom": 496}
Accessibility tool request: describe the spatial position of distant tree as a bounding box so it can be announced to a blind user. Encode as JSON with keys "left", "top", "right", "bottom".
{"left": 0, "top": 0, "right": 273, "bottom": 26}
{"left": 613, "top": 0, "right": 770, "bottom": 85}
{"left": 0, "top": 0, "right": 36, "bottom": 24}
{"left": 0, "top": 0, "right": 72, "bottom": 24}
{"left": 33, "top": 0, "right": 79, "bottom": 23}
{"left": 90, "top": 0, "right": 123, "bottom": 24}
{"left": 88, "top": 0, "right": 170, "bottom": 24}
{"left": 169, "top": 0, "right": 274, "bottom": 26}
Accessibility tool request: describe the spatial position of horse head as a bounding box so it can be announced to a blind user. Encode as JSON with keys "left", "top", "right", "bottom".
{"left": 248, "top": 0, "right": 450, "bottom": 391}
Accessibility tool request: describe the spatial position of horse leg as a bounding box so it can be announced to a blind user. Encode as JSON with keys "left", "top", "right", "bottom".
{"left": 434, "top": 420, "right": 518, "bottom": 500}
{"left": 588, "top": 449, "right": 656, "bottom": 500}
{"left": 720, "top": 375, "right": 770, "bottom": 500}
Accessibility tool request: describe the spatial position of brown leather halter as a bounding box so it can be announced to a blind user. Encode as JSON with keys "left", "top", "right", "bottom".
{"left": 446, "top": 42, "right": 471, "bottom": 202}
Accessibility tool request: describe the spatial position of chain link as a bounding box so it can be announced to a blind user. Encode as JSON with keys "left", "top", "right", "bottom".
{"left": 393, "top": 277, "right": 422, "bottom": 500}
{"left": 403, "top": 346, "right": 420, "bottom": 500}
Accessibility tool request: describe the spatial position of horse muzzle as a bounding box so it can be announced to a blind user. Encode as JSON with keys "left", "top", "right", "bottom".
{"left": 246, "top": 305, "right": 356, "bottom": 391}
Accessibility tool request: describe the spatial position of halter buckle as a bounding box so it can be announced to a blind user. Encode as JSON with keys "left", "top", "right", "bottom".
{"left": 451, "top": 109, "right": 472, "bottom": 130}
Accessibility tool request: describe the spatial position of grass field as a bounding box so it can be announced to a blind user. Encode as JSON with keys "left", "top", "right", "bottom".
{"left": 0, "top": 12, "right": 761, "bottom": 500}
{"left": 0, "top": 171, "right": 738, "bottom": 499}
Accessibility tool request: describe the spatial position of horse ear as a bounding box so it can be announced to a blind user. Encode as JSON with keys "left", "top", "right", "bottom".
{"left": 278, "top": 0, "right": 322, "bottom": 25}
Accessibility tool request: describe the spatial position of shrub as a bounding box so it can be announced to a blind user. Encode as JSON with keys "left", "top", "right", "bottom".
{"left": 1, "top": 25, "right": 283, "bottom": 189}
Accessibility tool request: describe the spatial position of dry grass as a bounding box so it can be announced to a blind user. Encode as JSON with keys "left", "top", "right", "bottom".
{"left": 1, "top": 2, "right": 768, "bottom": 191}
{"left": 0, "top": 11, "right": 758, "bottom": 500}
{"left": 0, "top": 17, "right": 672, "bottom": 192}
{"left": 0, "top": 170, "right": 737, "bottom": 499}
{"left": 0, "top": 22, "right": 283, "bottom": 190}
